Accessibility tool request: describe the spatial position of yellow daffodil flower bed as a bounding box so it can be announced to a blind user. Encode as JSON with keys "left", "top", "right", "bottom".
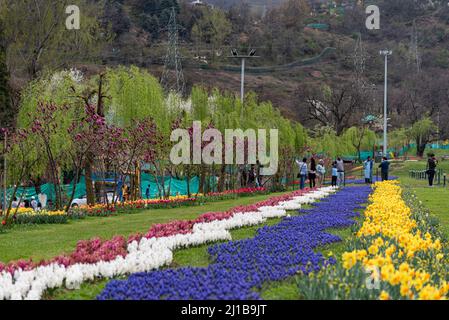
{"left": 297, "top": 181, "right": 449, "bottom": 300}
{"left": 2, "top": 208, "right": 68, "bottom": 225}
{"left": 14, "top": 208, "right": 66, "bottom": 216}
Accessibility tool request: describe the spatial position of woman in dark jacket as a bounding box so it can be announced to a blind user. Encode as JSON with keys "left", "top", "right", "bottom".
{"left": 309, "top": 157, "right": 317, "bottom": 188}
{"left": 427, "top": 154, "right": 437, "bottom": 187}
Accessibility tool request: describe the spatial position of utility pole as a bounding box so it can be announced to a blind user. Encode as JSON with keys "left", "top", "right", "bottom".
{"left": 228, "top": 49, "right": 259, "bottom": 103}
{"left": 380, "top": 50, "right": 392, "bottom": 157}
{"left": 437, "top": 108, "right": 440, "bottom": 148}
{"left": 3, "top": 131, "right": 6, "bottom": 212}
{"left": 161, "top": 7, "right": 186, "bottom": 95}
{"left": 408, "top": 20, "right": 421, "bottom": 74}
{"left": 240, "top": 57, "right": 245, "bottom": 103}
{"left": 353, "top": 33, "right": 367, "bottom": 83}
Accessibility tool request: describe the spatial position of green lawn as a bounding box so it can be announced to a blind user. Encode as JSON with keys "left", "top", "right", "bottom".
{"left": 391, "top": 161, "right": 449, "bottom": 238}
{"left": 0, "top": 192, "right": 288, "bottom": 263}
{"left": 391, "top": 158, "right": 449, "bottom": 177}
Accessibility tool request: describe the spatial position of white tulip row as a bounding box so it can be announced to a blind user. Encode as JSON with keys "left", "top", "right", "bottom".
{"left": 0, "top": 187, "right": 338, "bottom": 300}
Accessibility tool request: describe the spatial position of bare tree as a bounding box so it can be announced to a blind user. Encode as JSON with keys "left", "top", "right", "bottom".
{"left": 299, "top": 83, "right": 363, "bottom": 135}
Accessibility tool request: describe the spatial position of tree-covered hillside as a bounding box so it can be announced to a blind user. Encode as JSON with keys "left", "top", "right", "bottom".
{"left": 1, "top": 0, "right": 449, "bottom": 140}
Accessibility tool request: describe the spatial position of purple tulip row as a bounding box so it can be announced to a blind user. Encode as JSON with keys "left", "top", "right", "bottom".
{"left": 98, "top": 186, "right": 372, "bottom": 300}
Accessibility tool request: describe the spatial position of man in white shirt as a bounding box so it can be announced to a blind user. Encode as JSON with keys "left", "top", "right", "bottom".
{"left": 336, "top": 157, "right": 345, "bottom": 187}
{"left": 295, "top": 158, "right": 308, "bottom": 190}
{"left": 31, "top": 196, "right": 38, "bottom": 211}
{"left": 11, "top": 197, "right": 19, "bottom": 209}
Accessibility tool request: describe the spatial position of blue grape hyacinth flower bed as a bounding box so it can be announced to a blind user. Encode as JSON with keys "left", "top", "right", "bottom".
{"left": 98, "top": 186, "right": 372, "bottom": 300}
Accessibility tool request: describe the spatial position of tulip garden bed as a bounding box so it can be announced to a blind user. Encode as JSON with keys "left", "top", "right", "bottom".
{"left": 0, "top": 192, "right": 286, "bottom": 263}
{"left": 42, "top": 186, "right": 369, "bottom": 300}
{"left": 46, "top": 217, "right": 289, "bottom": 300}
{"left": 92, "top": 186, "right": 369, "bottom": 300}
{"left": 1, "top": 187, "right": 340, "bottom": 299}
{"left": 69, "top": 187, "right": 268, "bottom": 218}
{"left": 4, "top": 173, "right": 448, "bottom": 300}
{"left": 0, "top": 188, "right": 268, "bottom": 228}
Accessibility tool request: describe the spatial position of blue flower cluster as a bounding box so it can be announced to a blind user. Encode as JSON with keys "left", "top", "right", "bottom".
{"left": 322, "top": 176, "right": 398, "bottom": 186}
{"left": 333, "top": 176, "right": 398, "bottom": 185}
{"left": 98, "top": 186, "right": 372, "bottom": 300}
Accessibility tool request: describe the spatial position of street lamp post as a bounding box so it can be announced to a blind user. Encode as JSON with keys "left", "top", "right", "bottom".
{"left": 229, "top": 49, "right": 259, "bottom": 103}
{"left": 379, "top": 49, "right": 392, "bottom": 157}
{"left": 240, "top": 57, "right": 245, "bottom": 103}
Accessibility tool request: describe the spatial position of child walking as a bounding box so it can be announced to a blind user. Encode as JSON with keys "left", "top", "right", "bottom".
{"left": 331, "top": 162, "right": 338, "bottom": 187}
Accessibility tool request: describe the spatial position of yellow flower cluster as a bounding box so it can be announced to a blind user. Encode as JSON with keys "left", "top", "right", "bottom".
{"left": 342, "top": 181, "right": 448, "bottom": 300}
{"left": 78, "top": 194, "right": 194, "bottom": 210}
{"left": 14, "top": 208, "right": 66, "bottom": 216}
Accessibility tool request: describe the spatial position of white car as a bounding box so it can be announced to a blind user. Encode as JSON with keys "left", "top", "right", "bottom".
{"left": 71, "top": 193, "right": 119, "bottom": 207}
{"left": 70, "top": 196, "right": 87, "bottom": 208}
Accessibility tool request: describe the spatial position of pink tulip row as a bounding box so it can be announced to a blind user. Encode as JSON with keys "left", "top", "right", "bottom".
{"left": 206, "top": 187, "right": 266, "bottom": 197}
{"left": 0, "top": 188, "right": 312, "bottom": 275}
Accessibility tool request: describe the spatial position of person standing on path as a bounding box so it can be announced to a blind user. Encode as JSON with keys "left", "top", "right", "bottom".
{"left": 122, "top": 184, "right": 129, "bottom": 202}
{"left": 240, "top": 165, "right": 248, "bottom": 187}
{"left": 296, "top": 157, "right": 308, "bottom": 190}
{"left": 308, "top": 157, "right": 317, "bottom": 188}
{"left": 256, "top": 160, "right": 263, "bottom": 187}
{"left": 331, "top": 162, "right": 338, "bottom": 187}
{"left": 145, "top": 184, "right": 151, "bottom": 199}
{"left": 427, "top": 154, "right": 438, "bottom": 187}
{"left": 248, "top": 164, "right": 256, "bottom": 188}
{"left": 336, "top": 157, "right": 345, "bottom": 187}
{"left": 379, "top": 157, "right": 390, "bottom": 181}
{"left": 363, "top": 156, "right": 374, "bottom": 184}
{"left": 316, "top": 159, "right": 326, "bottom": 187}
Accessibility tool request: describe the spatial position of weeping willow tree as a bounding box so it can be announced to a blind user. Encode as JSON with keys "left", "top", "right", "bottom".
{"left": 189, "top": 86, "right": 212, "bottom": 193}
{"left": 105, "top": 66, "right": 166, "bottom": 127}
{"left": 15, "top": 70, "right": 85, "bottom": 208}
{"left": 274, "top": 116, "right": 295, "bottom": 189}
{"left": 389, "top": 128, "right": 411, "bottom": 158}
{"left": 103, "top": 66, "right": 178, "bottom": 199}
{"left": 210, "top": 88, "right": 241, "bottom": 191}
{"left": 342, "top": 126, "right": 378, "bottom": 162}
{"left": 293, "top": 123, "right": 308, "bottom": 154}
{"left": 309, "top": 126, "right": 354, "bottom": 160}
{"left": 409, "top": 117, "right": 436, "bottom": 157}
{"left": 213, "top": 91, "right": 307, "bottom": 191}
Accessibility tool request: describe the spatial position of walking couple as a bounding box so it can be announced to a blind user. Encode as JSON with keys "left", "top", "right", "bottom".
{"left": 331, "top": 157, "right": 345, "bottom": 187}
{"left": 296, "top": 157, "right": 326, "bottom": 190}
